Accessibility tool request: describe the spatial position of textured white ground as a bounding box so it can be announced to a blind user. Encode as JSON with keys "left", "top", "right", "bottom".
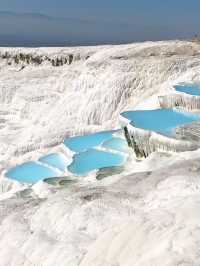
{"left": 1, "top": 40, "right": 200, "bottom": 265}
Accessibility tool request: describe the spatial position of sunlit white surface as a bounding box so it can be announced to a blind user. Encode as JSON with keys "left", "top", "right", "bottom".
{"left": 1, "top": 41, "right": 200, "bottom": 265}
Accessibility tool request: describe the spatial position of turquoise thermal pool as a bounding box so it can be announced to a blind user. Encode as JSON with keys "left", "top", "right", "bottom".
{"left": 5, "top": 131, "right": 128, "bottom": 183}
{"left": 64, "top": 130, "right": 116, "bottom": 152}
{"left": 68, "top": 148, "right": 126, "bottom": 175}
{"left": 175, "top": 84, "right": 200, "bottom": 96}
{"left": 121, "top": 108, "right": 200, "bottom": 136}
{"left": 39, "top": 153, "right": 69, "bottom": 171}
{"left": 7, "top": 84, "right": 200, "bottom": 183}
{"left": 6, "top": 161, "right": 60, "bottom": 184}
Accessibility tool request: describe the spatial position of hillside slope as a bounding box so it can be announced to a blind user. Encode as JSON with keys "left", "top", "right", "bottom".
{"left": 1, "top": 41, "right": 200, "bottom": 265}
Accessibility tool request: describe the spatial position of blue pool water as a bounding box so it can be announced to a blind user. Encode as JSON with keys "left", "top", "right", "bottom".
{"left": 39, "top": 153, "right": 69, "bottom": 171}
{"left": 102, "top": 138, "right": 128, "bottom": 153}
{"left": 6, "top": 161, "right": 60, "bottom": 183}
{"left": 68, "top": 148, "right": 126, "bottom": 175}
{"left": 121, "top": 109, "right": 200, "bottom": 136}
{"left": 64, "top": 130, "right": 116, "bottom": 152}
{"left": 175, "top": 84, "right": 200, "bottom": 96}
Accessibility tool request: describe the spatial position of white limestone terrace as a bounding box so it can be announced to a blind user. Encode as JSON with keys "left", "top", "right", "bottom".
{"left": 119, "top": 107, "right": 200, "bottom": 157}
{"left": 159, "top": 83, "right": 200, "bottom": 111}
{"left": 2, "top": 40, "right": 200, "bottom": 265}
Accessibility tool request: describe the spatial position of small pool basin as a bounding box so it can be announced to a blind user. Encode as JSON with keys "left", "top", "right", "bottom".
{"left": 68, "top": 148, "right": 126, "bottom": 175}
{"left": 121, "top": 108, "right": 200, "bottom": 136}
{"left": 64, "top": 130, "right": 116, "bottom": 152}
{"left": 175, "top": 84, "right": 200, "bottom": 96}
{"left": 6, "top": 161, "right": 60, "bottom": 183}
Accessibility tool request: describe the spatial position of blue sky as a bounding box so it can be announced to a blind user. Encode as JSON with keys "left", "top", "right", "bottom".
{"left": 1, "top": 0, "right": 200, "bottom": 14}
{"left": 0, "top": 0, "right": 200, "bottom": 46}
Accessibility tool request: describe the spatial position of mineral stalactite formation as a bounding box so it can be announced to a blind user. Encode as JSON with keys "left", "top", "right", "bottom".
{"left": 121, "top": 87, "right": 200, "bottom": 157}
{"left": 159, "top": 94, "right": 200, "bottom": 110}
{"left": 122, "top": 123, "right": 198, "bottom": 158}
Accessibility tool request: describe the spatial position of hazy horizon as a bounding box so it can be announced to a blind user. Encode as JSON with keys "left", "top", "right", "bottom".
{"left": 0, "top": 0, "right": 200, "bottom": 46}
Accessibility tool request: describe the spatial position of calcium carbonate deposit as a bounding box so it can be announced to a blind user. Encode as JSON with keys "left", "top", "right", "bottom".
{"left": 1, "top": 40, "right": 200, "bottom": 266}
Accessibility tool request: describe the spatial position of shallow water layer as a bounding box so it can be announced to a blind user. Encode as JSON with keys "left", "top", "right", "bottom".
{"left": 121, "top": 109, "right": 200, "bottom": 136}
{"left": 68, "top": 148, "right": 126, "bottom": 175}
{"left": 5, "top": 130, "right": 127, "bottom": 183}
{"left": 39, "top": 153, "right": 69, "bottom": 171}
{"left": 102, "top": 137, "right": 128, "bottom": 153}
{"left": 175, "top": 84, "right": 200, "bottom": 96}
{"left": 6, "top": 161, "right": 60, "bottom": 183}
{"left": 64, "top": 130, "right": 115, "bottom": 152}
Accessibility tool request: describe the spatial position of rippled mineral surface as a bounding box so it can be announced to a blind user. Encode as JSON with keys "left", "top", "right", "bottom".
{"left": 1, "top": 41, "right": 200, "bottom": 265}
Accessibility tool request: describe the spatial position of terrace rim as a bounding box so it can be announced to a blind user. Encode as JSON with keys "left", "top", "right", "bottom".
{"left": 120, "top": 82, "right": 200, "bottom": 157}
{"left": 159, "top": 83, "right": 200, "bottom": 111}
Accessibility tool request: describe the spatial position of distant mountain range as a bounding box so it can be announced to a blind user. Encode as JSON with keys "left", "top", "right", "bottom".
{"left": 0, "top": 11, "right": 196, "bottom": 46}
{"left": 0, "top": 11, "right": 136, "bottom": 46}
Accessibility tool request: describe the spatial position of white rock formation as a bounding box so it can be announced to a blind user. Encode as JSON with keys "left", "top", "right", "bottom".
{"left": 124, "top": 123, "right": 198, "bottom": 157}
{"left": 159, "top": 93, "right": 200, "bottom": 110}
{"left": 1, "top": 40, "right": 200, "bottom": 265}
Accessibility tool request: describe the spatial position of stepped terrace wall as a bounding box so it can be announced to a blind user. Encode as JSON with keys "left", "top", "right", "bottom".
{"left": 120, "top": 110, "right": 200, "bottom": 157}
{"left": 159, "top": 94, "right": 200, "bottom": 111}
{"left": 159, "top": 84, "right": 200, "bottom": 111}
